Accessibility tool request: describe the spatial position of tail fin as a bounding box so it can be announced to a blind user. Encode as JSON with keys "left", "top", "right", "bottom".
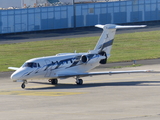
{"left": 93, "top": 24, "right": 146, "bottom": 58}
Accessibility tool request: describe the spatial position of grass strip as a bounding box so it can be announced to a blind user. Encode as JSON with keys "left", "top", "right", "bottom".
{"left": 0, "top": 30, "right": 160, "bottom": 72}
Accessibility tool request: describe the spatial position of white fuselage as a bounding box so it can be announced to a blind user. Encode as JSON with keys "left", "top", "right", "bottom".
{"left": 11, "top": 53, "right": 105, "bottom": 81}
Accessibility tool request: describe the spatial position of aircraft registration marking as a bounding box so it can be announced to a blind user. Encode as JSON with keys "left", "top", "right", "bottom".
{"left": 0, "top": 91, "right": 86, "bottom": 96}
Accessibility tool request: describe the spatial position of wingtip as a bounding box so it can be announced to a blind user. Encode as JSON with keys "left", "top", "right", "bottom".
{"left": 146, "top": 70, "right": 153, "bottom": 72}
{"left": 8, "top": 67, "right": 19, "bottom": 70}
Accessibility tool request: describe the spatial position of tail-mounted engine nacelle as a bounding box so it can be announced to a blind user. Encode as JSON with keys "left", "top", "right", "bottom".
{"left": 80, "top": 55, "right": 89, "bottom": 63}
{"left": 99, "top": 51, "right": 107, "bottom": 64}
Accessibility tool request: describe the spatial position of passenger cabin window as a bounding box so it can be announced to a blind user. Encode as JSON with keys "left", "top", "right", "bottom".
{"left": 23, "top": 62, "right": 40, "bottom": 68}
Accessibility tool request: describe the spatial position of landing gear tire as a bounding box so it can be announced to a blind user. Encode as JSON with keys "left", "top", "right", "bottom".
{"left": 21, "top": 80, "right": 27, "bottom": 89}
{"left": 50, "top": 79, "right": 58, "bottom": 85}
{"left": 21, "top": 83, "right": 25, "bottom": 89}
{"left": 76, "top": 79, "right": 83, "bottom": 85}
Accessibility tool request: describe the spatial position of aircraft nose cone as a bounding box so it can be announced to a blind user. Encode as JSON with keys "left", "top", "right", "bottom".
{"left": 11, "top": 72, "right": 20, "bottom": 81}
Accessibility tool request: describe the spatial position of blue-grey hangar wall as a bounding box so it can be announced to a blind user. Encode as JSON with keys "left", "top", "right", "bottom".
{"left": 0, "top": 0, "right": 160, "bottom": 34}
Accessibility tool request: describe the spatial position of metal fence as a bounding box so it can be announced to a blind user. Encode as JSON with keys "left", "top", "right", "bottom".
{"left": 0, "top": 0, "right": 160, "bottom": 34}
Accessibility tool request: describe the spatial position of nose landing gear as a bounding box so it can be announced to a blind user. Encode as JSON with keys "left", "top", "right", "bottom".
{"left": 21, "top": 80, "right": 27, "bottom": 89}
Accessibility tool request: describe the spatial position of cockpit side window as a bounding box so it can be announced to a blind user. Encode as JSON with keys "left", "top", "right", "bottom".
{"left": 38, "top": 63, "right": 41, "bottom": 67}
{"left": 23, "top": 62, "right": 40, "bottom": 68}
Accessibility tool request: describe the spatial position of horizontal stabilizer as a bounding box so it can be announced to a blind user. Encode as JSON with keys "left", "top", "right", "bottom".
{"left": 8, "top": 67, "right": 19, "bottom": 71}
{"left": 95, "top": 24, "right": 105, "bottom": 29}
{"left": 116, "top": 25, "right": 147, "bottom": 29}
{"left": 95, "top": 24, "right": 146, "bottom": 29}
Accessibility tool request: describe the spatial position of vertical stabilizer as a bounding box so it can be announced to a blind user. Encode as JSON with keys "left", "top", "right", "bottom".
{"left": 94, "top": 24, "right": 116, "bottom": 57}
{"left": 93, "top": 24, "right": 146, "bottom": 58}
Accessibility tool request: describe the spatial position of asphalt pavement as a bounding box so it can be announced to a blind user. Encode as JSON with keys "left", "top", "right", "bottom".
{"left": 0, "top": 64, "right": 160, "bottom": 120}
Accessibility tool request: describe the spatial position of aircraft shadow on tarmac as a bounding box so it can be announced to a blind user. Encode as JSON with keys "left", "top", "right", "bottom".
{"left": 26, "top": 81, "right": 160, "bottom": 90}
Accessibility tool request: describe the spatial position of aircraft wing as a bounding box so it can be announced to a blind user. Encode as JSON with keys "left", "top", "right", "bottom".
{"left": 8, "top": 67, "right": 19, "bottom": 70}
{"left": 58, "top": 70, "right": 152, "bottom": 78}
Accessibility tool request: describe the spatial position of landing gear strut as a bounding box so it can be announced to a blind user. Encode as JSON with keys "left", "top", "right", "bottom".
{"left": 21, "top": 80, "right": 27, "bottom": 89}
{"left": 49, "top": 79, "right": 58, "bottom": 85}
{"left": 76, "top": 78, "right": 83, "bottom": 85}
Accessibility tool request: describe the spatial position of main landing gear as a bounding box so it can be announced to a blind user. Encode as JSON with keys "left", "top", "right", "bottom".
{"left": 76, "top": 78, "right": 83, "bottom": 85}
{"left": 49, "top": 79, "right": 58, "bottom": 85}
{"left": 21, "top": 80, "right": 27, "bottom": 89}
{"left": 48, "top": 78, "right": 83, "bottom": 85}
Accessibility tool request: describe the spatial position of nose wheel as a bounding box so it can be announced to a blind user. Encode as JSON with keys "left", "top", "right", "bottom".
{"left": 21, "top": 83, "right": 25, "bottom": 89}
{"left": 21, "top": 80, "right": 27, "bottom": 89}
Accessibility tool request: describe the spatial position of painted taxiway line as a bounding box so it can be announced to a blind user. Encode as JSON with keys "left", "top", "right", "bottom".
{"left": 0, "top": 91, "right": 86, "bottom": 96}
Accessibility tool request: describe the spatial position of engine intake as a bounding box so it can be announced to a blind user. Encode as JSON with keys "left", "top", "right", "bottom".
{"left": 80, "top": 55, "right": 89, "bottom": 63}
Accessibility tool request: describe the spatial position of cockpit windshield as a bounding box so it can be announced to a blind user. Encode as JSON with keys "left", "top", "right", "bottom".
{"left": 23, "top": 62, "right": 40, "bottom": 68}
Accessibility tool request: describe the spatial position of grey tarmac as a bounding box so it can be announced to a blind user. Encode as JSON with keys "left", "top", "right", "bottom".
{"left": 0, "top": 64, "right": 160, "bottom": 120}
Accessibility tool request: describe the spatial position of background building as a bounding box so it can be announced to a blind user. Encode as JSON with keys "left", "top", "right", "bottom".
{"left": 0, "top": 0, "right": 159, "bottom": 34}
{"left": 0, "top": 0, "right": 112, "bottom": 9}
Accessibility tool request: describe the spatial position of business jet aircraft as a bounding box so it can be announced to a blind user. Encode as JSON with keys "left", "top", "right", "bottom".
{"left": 9, "top": 24, "right": 149, "bottom": 89}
